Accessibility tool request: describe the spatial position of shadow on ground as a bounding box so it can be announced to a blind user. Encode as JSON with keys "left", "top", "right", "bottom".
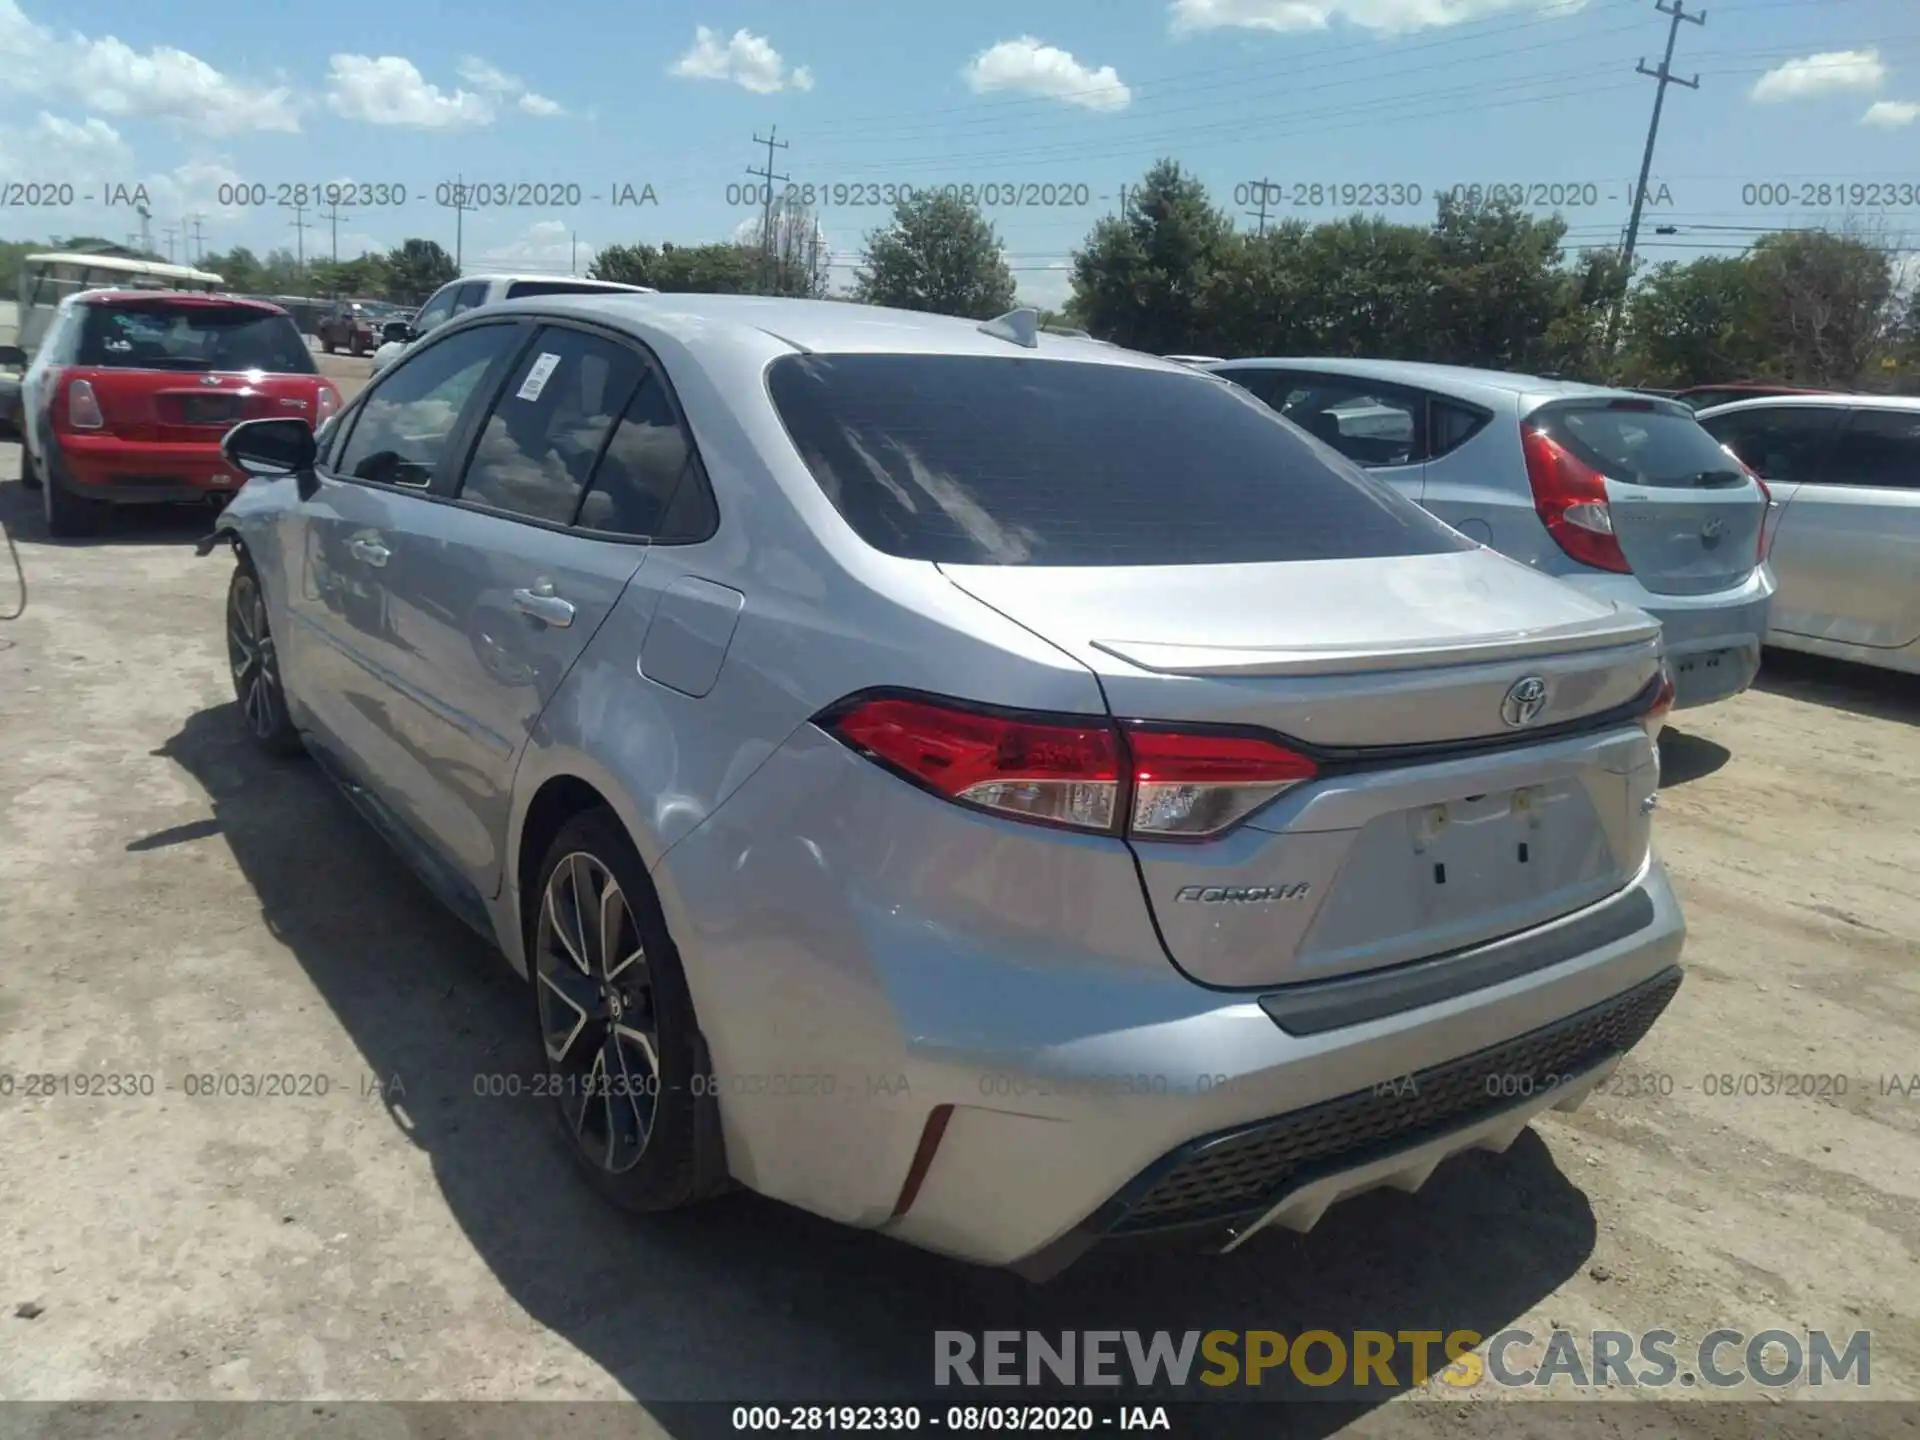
{"left": 151, "top": 702, "right": 1605, "bottom": 1431}
{"left": 1755, "top": 647, "right": 1920, "bottom": 728}
{"left": 0, "top": 474, "right": 226, "bottom": 548}
{"left": 1657, "top": 728, "right": 1732, "bottom": 787}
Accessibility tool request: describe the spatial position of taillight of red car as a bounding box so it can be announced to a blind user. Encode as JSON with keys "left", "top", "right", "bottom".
{"left": 1520, "top": 425, "right": 1632, "bottom": 573}
{"left": 54, "top": 370, "right": 105, "bottom": 431}
{"left": 315, "top": 382, "right": 342, "bottom": 428}
{"left": 823, "top": 694, "right": 1318, "bottom": 840}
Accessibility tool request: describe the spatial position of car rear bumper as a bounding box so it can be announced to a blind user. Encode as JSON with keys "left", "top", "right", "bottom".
{"left": 1559, "top": 565, "right": 1774, "bottom": 710}
{"left": 50, "top": 432, "right": 238, "bottom": 504}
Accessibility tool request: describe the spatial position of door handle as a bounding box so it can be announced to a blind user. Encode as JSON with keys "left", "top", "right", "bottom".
{"left": 512, "top": 581, "right": 575, "bottom": 628}
{"left": 348, "top": 538, "right": 390, "bottom": 567}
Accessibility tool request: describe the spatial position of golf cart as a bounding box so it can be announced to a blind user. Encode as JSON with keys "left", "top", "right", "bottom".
{"left": 0, "top": 252, "right": 226, "bottom": 439}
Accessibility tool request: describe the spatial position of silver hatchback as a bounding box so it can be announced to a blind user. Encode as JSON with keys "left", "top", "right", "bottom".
{"left": 1208, "top": 359, "right": 1778, "bottom": 710}
{"left": 204, "top": 296, "right": 1684, "bottom": 1278}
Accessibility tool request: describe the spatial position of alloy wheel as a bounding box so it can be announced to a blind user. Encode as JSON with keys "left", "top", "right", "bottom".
{"left": 534, "top": 851, "right": 660, "bottom": 1174}
{"left": 226, "top": 573, "right": 282, "bottom": 740}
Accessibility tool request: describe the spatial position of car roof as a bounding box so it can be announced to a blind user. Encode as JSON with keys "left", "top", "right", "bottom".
{"left": 472, "top": 292, "right": 1199, "bottom": 368}
{"left": 76, "top": 290, "right": 287, "bottom": 313}
{"left": 463, "top": 274, "right": 653, "bottom": 291}
{"left": 1206, "top": 356, "right": 1627, "bottom": 404}
{"left": 1696, "top": 393, "right": 1920, "bottom": 417}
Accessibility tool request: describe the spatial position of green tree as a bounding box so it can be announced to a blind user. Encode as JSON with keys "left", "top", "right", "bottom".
{"left": 591, "top": 240, "right": 760, "bottom": 293}
{"left": 201, "top": 246, "right": 265, "bottom": 292}
{"left": 383, "top": 238, "right": 458, "bottom": 303}
{"left": 310, "top": 254, "right": 391, "bottom": 299}
{"left": 1621, "top": 256, "right": 1766, "bottom": 387}
{"left": 1743, "top": 230, "right": 1898, "bottom": 388}
{"left": 1419, "top": 195, "right": 1569, "bottom": 370}
{"left": 853, "top": 192, "right": 1016, "bottom": 318}
{"left": 1069, "top": 160, "right": 1234, "bottom": 352}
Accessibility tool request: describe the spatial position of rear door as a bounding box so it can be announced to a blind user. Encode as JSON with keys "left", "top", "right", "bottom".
{"left": 768, "top": 353, "right": 1664, "bottom": 990}
{"left": 1528, "top": 397, "right": 1766, "bottom": 596}
{"left": 356, "top": 320, "right": 659, "bottom": 895}
{"left": 1752, "top": 407, "right": 1920, "bottom": 649}
{"left": 1228, "top": 368, "right": 1428, "bottom": 504}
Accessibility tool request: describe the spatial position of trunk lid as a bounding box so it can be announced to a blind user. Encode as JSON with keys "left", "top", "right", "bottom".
{"left": 1531, "top": 397, "right": 1766, "bottom": 596}
{"left": 943, "top": 548, "right": 1663, "bottom": 989}
{"left": 72, "top": 369, "right": 326, "bottom": 443}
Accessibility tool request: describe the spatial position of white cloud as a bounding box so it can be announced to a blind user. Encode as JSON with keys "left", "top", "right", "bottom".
{"left": 457, "top": 55, "right": 564, "bottom": 118}
{"left": 962, "top": 37, "right": 1131, "bottom": 111}
{"left": 472, "top": 218, "right": 597, "bottom": 274}
{"left": 1750, "top": 49, "right": 1886, "bottom": 103}
{"left": 0, "top": 0, "right": 300, "bottom": 135}
{"left": 670, "top": 27, "right": 813, "bottom": 94}
{"left": 1169, "top": 0, "right": 1583, "bottom": 36}
{"left": 1861, "top": 98, "right": 1919, "bottom": 127}
{"left": 325, "top": 55, "right": 496, "bottom": 129}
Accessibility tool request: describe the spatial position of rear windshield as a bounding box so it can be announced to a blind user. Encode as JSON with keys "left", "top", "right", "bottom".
{"left": 765, "top": 354, "right": 1472, "bottom": 566}
{"left": 504, "top": 281, "right": 639, "bottom": 300}
{"left": 77, "top": 303, "right": 316, "bottom": 374}
{"left": 1534, "top": 401, "right": 1746, "bottom": 489}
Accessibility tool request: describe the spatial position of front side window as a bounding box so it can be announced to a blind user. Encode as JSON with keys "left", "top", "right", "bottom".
{"left": 75, "top": 302, "right": 316, "bottom": 374}
{"left": 456, "top": 327, "right": 644, "bottom": 524}
{"left": 337, "top": 324, "right": 518, "bottom": 488}
{"left": 1827, "top": 409, "right": 1920, "bottom": 490}
{"left": 412, "top": 285, "right": 461, "bottom": 333}
{"left": 766, "top": 354, "right": 1471, "bottom": 566}
{"left": 1696, "top": 406, "right": 1841, "bottom": 484}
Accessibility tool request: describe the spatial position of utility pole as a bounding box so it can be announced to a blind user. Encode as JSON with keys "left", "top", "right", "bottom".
{"left": 320, "top": 200, "right": 349, "bottom": 265}
{"left": 135, "top": 204, "right": 152, "bottom": 255}
{"left": 1606, "top": 0, "right": 1704, "bottom": 351}
{"left": 289, "top": 203, "right": 312, "bottom": 274}
{"left": 187, "top": 213, "right": 206, "bottom": 264}
{"left": 445, "top": 173, "right": 477, "bottom": 270}
{"left": 161, "top": 224, "right": 177, "bottom": 263}
{"left": 807, "top": 226, "right": 821, "bottom": 296}
{"left": 747, "top": 127, "right": 790, "bottom": 291}
{"left": 1245, "top": 178, "right": 1274, "bottom": 237}
{"left": 571, "top": 231, "right": 578, "bottom": 276}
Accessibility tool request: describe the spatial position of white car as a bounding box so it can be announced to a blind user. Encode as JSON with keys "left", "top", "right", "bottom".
{"left": 370, "top": 274, "right": 656, "bottom": 373}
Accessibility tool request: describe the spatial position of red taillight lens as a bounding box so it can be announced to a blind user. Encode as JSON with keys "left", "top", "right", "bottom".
{"left": 65, "top": 377, "right": 104, "bottom": 430}
{"left": 1520, "top": 427, "right": 1631, "bottom": 574}
{"left": 1642, "top": 664, "right": 1676, "bottom": 741}
{"left": 825, "top": 696, "right": 1318, "bottom": 839}
{"left": 1124, "top": 725, "right": 1318, "bottom": 837}
{"left": 830, "top": 696, "right": 1122, "bottom": 832}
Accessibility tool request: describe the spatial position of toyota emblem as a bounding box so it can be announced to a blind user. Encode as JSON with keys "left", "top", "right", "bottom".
{"left": 1501, "top": 676, "right": 1549, "bottom": 728}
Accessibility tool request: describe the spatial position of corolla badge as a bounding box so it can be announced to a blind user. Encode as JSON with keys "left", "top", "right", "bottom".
{"left": 1500, "top": 675, "right": 1549, "bottom": 728}
{"left": 1173, "top": 883, "right": 1311, "bottom": 904}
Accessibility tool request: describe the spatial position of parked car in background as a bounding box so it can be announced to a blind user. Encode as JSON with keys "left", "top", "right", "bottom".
{"left": 202, "top": 294, "right": 1682, "bottom": 1278}
{"left": 1673, "top": 382, "right": 1827, "bottom": 412}
{"left": 1165, "top": 354, "right": 1226, "bottom": 365}
{"left": 1207, "top": 358, "right": 1776, "bottom": 710}
{"left": 316, "top": 299, "right": 408, "bottom": 356}
{"left": 15, "top": 289, "right": 340, "bottom": 536}
{"left": 1696, "top": 394, "right": 1920, "bottom": 675}
{"left": 370, "top": 275, "right": 657, "bottom": 374}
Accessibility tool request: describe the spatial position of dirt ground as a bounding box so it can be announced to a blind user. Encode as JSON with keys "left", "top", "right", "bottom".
{"left": 0, "top": 348, "right": 1916, "bottom": 1436}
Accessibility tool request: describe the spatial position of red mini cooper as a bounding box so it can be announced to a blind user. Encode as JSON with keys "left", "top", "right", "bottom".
{"left": 20, "top": 290, "right": 342, "bottom": 536}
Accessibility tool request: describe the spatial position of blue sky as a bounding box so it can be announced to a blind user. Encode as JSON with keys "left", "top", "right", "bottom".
{"left": 1, "top": 0, "right": 1915, "bottom": 307}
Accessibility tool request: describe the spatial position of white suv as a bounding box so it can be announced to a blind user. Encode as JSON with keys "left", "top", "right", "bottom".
{"left": 370, "top": 274, "right": 656, "bottom": 373}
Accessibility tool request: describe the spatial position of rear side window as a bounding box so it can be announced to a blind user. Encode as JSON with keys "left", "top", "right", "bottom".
{"left": 1827, "top": 409, "right": 1920, "bottom": 490}
{"left": 577, "top": 370, "right": 717, "bottom": 541}
{"left": 76, "top": 302, "right": 316, "bottom": 374}
{"left": 1430, "top": 399, "right": 1491, "bottom": 458}
{"left": 766, "top": 354, "right": 1472, "bottom": 566}
{"left": 1696, "top": 406, "right": 1840, "bottom": 483}
{"left": 1531, "top": 401, "right": 1746, "bottom": 488}
{"left": 457, "top": 327, "right": 645, "bottom": 524}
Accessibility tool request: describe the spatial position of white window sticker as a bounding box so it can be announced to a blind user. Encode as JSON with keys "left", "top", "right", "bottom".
{"left": 515, "top": 352, "right": 562, "bottom": 402}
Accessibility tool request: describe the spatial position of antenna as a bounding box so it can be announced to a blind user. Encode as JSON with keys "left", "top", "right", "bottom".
{"left": 978, "top": 307, "right": 1040, "bottom": 349}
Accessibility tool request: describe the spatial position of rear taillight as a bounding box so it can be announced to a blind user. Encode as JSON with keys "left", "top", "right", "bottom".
{"left": 824, "top": 695, "right": 1317, "bottom": 840}
{"left": 1642, "top": 664, "right": 1676, "bottom": 742}
{"left": 315, "top": 383, "right": 341, "bottom": 427}
{"left": 1521, "top": 427, "right": 1631, "bottom": 574}
{"left": 65, "top": 377, "right": 104, "bottom": 430}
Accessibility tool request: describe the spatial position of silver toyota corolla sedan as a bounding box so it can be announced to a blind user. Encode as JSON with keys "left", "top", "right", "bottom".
{"left": 1207, "top": 358, "right": 1778, "bottom": 710}
{"left": 1696, "top": 393, "right": 1920, "bottom": 676}
{"left": 202, "top": 294, "right": 1685, "bottom": 1279}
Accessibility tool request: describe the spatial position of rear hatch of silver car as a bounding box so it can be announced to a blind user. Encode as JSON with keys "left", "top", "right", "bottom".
{"left": 1527, "top": 396, "right": 1767, "bottom": 596}
{"left": 768, "top": 349, "right": 1668, "bottom": 992}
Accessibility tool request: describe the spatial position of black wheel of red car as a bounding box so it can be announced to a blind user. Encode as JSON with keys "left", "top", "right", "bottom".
{"left": 225, "top": 556, "right": 304, "bottom": 758}
{"left": 321, "top": 333, "right": 336, "bottom": 354}
{"left": 41, "top": 452, "right": 108, "bottom": 537}
{"left": 18, "top": 443, "right": 41, "bottom": 491}
{"left": 529, "top": 807, "right": 727, "bottom": 1213}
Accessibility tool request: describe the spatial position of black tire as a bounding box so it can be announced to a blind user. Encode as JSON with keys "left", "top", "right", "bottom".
{"left": 348, "top": 334, "right": 367, "bottom": 357}
{"left": 321, "top": 334, "right": 337, "bottom": 355}
{"left": 225, "top": 555, "right": 304, "bottom": 758}
{"left": 42, "top": 453, "right": 108, "bottom": 537}
{"left": 528, "top": 808, "right": 728, "bottom": 1213}
{"left": 18, "top": 442, "right": 41, "bottom": 491}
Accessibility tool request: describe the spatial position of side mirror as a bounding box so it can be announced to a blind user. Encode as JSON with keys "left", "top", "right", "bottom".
{"left": 223, "top": 417, "right": 317, "bottom": 479}
{"left": 382, "top": 321, "right": 414, "bottom": 344}
{"left": 0, "top": 344, "right": 27, "bottom": 367}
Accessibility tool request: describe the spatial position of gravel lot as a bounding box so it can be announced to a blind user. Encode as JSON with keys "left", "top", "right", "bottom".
{"left": 1, "top": 349, "right": 1916, "bottom": 1434}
